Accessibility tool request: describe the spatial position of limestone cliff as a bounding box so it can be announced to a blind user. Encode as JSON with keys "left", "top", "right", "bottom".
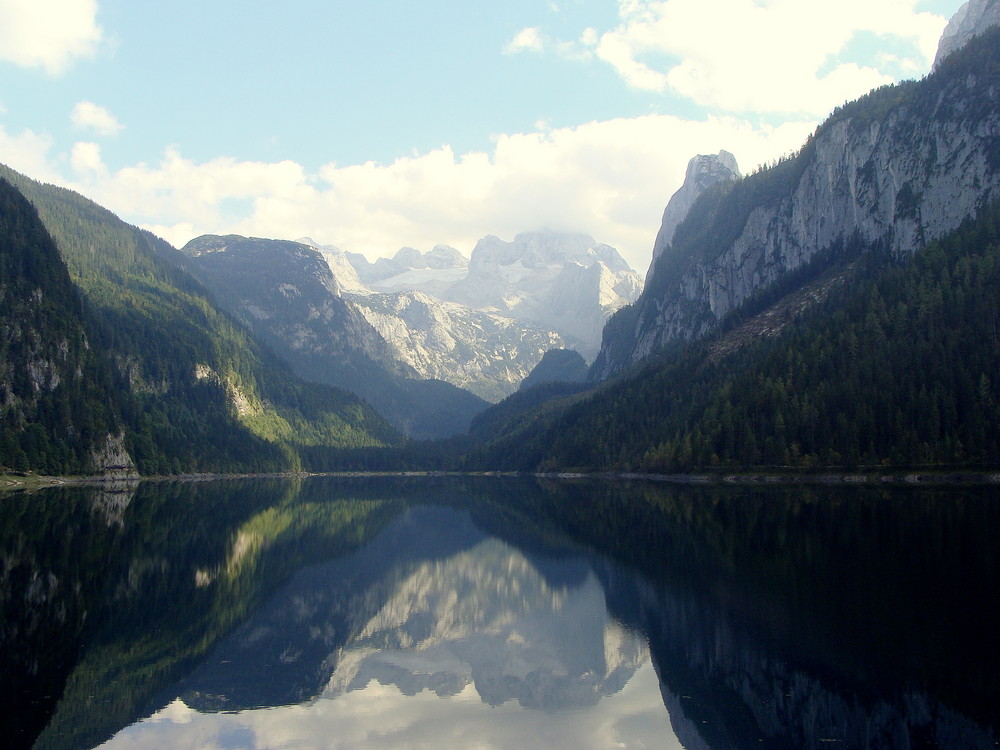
{"left": 645, "top": 150, "right": 741, "bottom": 284}
{"left": 347, "top": 289, "right": 564, "bottom": 402}
{"left": 934, "top": 0, "right": 1000, "bottom": 69}
{"left": 592, "top": 27, "right": 1000, "bottom": 379}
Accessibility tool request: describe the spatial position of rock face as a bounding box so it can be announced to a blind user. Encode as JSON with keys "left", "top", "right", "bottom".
{"left": 592, "top": 27, "right": 1000, "bottom": 380}
{"left": 646, "top": 150, "right": 741, "bottom": 284}
{"left": 933, "top": 0, "right": 1000, "bottom": 68}
{"left": 348, "top": 290, "right": 564, "bottom": 402}
{"left": 296, "top": 237, "right": 370, "bottom": 295}
{"left": 88, "top": 433, "right": 138, "bottom": 477}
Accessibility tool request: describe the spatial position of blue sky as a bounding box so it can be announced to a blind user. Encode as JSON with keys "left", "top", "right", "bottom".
{"left": 0, "top": 0, "right": 966, "bottom": 272}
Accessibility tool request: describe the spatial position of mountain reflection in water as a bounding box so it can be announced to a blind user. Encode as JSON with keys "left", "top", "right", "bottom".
{"left": 108, "top": 507, "right": 671, "bottom": 749}
{"left": 2, "top": 477, "right": 998, "bottom": 749}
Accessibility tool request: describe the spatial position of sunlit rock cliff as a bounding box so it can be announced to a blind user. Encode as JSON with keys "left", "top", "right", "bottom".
{"left": 592, "top": 20, "right": 1000, "bottom": 379}
{"left": 347, "top": 290, "right": 564, "bottom": 401}
{"left": 645, "top": 150, "right": 741, "bottom": 284}
{"left": 934, "top": 0, "right": 1000, "bottom": 68}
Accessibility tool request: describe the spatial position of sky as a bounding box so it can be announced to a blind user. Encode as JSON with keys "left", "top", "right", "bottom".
{"left": 0, "top": 0, "right": 965, "bottom": 273}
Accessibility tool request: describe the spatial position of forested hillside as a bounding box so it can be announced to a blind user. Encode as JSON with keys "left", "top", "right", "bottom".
{"left": 0, "top": 177, "right": 121, "bottom": 474}
{"left": 466, "top": 202, "right": 1000, "bottom": 472}
{"left": 0, "top": 166, "right": 400, "bottom": 475}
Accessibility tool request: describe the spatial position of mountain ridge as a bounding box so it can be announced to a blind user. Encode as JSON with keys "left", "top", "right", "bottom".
{"left": 320, "top": 230, "right": 641, "bottom": 362}
{"left": 592, "top": 27, "right": 1000, "bottom": 379}
{"left": 0, "top": 165, "right": 400, "bottom": 475}
{"left": 466, "top": 28, "right": 1000, "bottom": 473}
{"left": 177, "top": 234, "right": 489, "bottom": 439}
{"left": 302, "top": 230, "right": 641, "bottom": 398}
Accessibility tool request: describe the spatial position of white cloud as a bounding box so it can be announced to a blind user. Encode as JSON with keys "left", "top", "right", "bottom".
{"left": 52, "top": 113, "right": 813, "bottom": 273}
{"left": 0, "top": 0, "right": 103, "bottom": 75}
{"left": 70, "top": 141, "right": 107, "bottom": 176}
{"left": 0, "top": 126, "right": 61, "bottom": 183}
{"left": 504, "top": 26, "right": 545, "bottom": 54}
{"left": 596, "top": 33, "right": 668, "bottom": 91}
{"left": 559, "top": 0, "right": 949, "bottom": 118}
{"left": 71, "top": 101, "right": 123, "bottom": 136}
{"left": 506, "top": 25, "right": 597, "bottom": 63}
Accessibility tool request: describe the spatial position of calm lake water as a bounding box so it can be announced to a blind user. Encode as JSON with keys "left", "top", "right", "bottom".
{"left": 3, "top": 476, "right": 999, "bottom": 749}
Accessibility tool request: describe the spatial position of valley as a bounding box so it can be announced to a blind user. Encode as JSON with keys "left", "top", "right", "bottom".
{"left": 2, "top": 4, "right": 1000, "bottom": 478}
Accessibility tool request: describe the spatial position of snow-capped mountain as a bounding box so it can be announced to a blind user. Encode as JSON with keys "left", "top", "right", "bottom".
{"left": 355, "top": 245, "right": 470, "bottom": 297}
{"left": 442, "top": 231, "right": 643, "bottom": 359}
{"left": 297, "top": 239, "right": 570, "bottom": 401}
{"left": 304, "top": 232, "right": 642, "bottom": 388}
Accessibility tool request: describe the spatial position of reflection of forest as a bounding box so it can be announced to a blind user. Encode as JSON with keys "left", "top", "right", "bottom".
{"left": 519, "top": 480, "right": 1000, "bottom": 748}
{"left": 2, "top": 476, "right": 998, "bottom": 750}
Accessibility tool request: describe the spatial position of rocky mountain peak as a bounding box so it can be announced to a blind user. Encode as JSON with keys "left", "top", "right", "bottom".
{"left": 934, "top": 0, "right": 1000, "bottom": 69}
{"left": 348, "top": 244, "right": 469, "bottom": 288}
{"left": 297, "top": 237, "right": 369, "bottom": 295}
{"left": 466, "top": 230, "right": 633, "bottom": 279}
{"left": 388, "top": 244, "right": 468, "bottom": 270}
{"left": 448, "top": 231, "right": 642, "bottom": 358}
{"left": 424, "top": 244, "right": 467, "bottom": 269}
{"left": 646, "top": 150, "right": 741, "bottom": 282}
{"left": 392, "top": 246, "right": 424, "bottom": 267}
{"left": 180, "top": 233, "right": 239, "bottom": 257}
{"left": 185, "top": 234, "right": 345, "bottom": 304}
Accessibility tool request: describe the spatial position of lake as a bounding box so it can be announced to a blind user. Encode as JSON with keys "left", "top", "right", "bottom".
{"left": 3, "top": 476, "right": 999, "bottom": 749}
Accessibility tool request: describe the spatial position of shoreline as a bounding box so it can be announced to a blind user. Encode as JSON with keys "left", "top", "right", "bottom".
{"left": 3, "top": 467, "right": 1000, "bottom": 496}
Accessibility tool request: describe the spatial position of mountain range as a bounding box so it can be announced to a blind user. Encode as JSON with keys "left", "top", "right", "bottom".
{"left": 2, "top": 0, "right": 999, "bottom": 476}
{"left": 0, "top": 166, "right": 400, "bottom": 475}
{"left": 303, "top": 231, "right": 642, "bottom": 398}
{"left": 171, "top": 234, "right": 488, "bottom": 439}
{"left": 469, "top": 8, "right": 1000, "bottom": 473}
